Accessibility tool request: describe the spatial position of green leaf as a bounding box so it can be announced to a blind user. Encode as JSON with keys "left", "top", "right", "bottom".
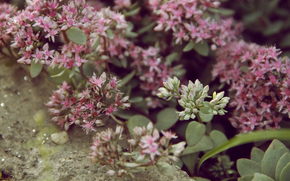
{"left": 165, "top": 52, "right": 179, "bottom": 65}
{"left": 47, "top": 66, "right": 71, "bottom": 84}
{"left": 237, "top": 175, "right": 254, "bottom": 181}
{"left": 183, "top": 40, "right": 195, "bottom": 52}
{"left": 263, "top": 21, "right": 283, "bottom": 36}
{"left": 182, "top": 135, "right": 214, "bottom": 156}
{"left": 266, "top": 0, "right": 280, "bottom": 14}
{"left": 243, "top": 11, "right": 263, "bottom": 25}
{"left": 113, "top": 109, "right": 138, "bottom": 119}
{"left": 252, "top": 173, "right": 275, "bottom": 181}
{"left": 129, "top": 96, "right": 143, "bottom": 103}
{"left": 209, "top": 130, "right": 228, "bottom": 147}
{"left": 30, "top": 60, "right": 43, "bottom": 78}
{"left": 126, "top": 115, "right": 151, "bottom": 135}
{"left": 276, "top": 152, "right": 290, "bottom": 181}
{"left": 218, "top": 8, "right": 235, "bottom": 16}
{"left": 66, "top": 27, "right": 87, "bottom": 45}
{"left": 119, "top": 70, "right": 135, "bottom": 86}
{"left": 280, "top": 33, "right": 290, "bottom": 48}
{"left": 237, "top": 159, "right": 262, "bottom": 176}
{"left": 280, "top": 162, "right": 290, "bottom": 181}
{"left": 111, "top": 57, "right": 122, "bottom": 67}
{"left": 106, "top": 29, "right": 114, "bottom": 39}
{"left": 250, "top": 147, "right": 264, "bottom": 165}
{"left": 154, "top": 108, "right": 179, "bottom": 131}
{"left": 173, "top": 158, "right": 183, "bottom": 168}
{"left": 69, "top": 66, "right": 76, "bottom": 78}
{"left": 124, "top": 7, "right": 140, "bottom": 17}
{"left": 137, "top": 22, "right": 156, "bottom": 35}
{"left": 193, "top": 41, "right": 209, "bottom": 56}
{"left": 261, "top": 139, "right": 289, "bottom": 179}
{"left": 198, "top": 129, "right": 290, "bottom": 171}
{"left": 192, "top": 177, "right": 211, "bottom": 181}
{"left": 90, "top": 36, "right": 100, "bottom": 50}
{"left": 156, "top": 162, "right": 174, "bottom": 177}
{"left": 185, "top": 121, "right": 206, "bottom": 146}
{"left": 198, "top": 106, "right": 214, "bottom": 122}
{"left": 121, "top": 57, "right": 127, "bottom": 68}
{"left": 181, "top": 152, "right": 199, "bottom": 175}
{"left": 51, "top": 69, "right": 66, "bottom": 78}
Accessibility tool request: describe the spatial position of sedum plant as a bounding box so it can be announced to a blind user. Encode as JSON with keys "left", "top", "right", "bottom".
{"left": 237, "top": 139, "right": 290, "bottom": 181}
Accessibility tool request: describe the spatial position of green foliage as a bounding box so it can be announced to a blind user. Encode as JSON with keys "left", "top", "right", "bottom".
{"left": 198, "top": 129, "right": 290, "bottom": 171}
{"left": 193, "top": 41, "right": 209, "bottom": 56}
{"left": 126, "top": 115, "right": 151, "bottom": 134}
{"left": 30, "top": 60, "right": 43, "bottom": 78}
{"left": 236, "top": 139, "right": 290, "bottom": 181}
{"left": 185, "top": 121, "right": 206, "bottom": 146}
{"left": 154, "top": 108, "right": 179, "bottom": 130}
{"left": 66, "top": 27, "right": 87, "bottom": 45}
{"left": 156, "top": 162, "right": 175, "bottom": 177}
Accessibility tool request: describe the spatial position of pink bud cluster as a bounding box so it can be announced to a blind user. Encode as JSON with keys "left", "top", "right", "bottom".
{"left": 90, "top": 122, "right": 185, "bottom": 176}
{"left": 3, "top": 0, "right": 127, "bottom": 68}
{"left": 147, "top": 0, "right": 242, "bottom": 46}
{"left": 212, "top": 40, "right": 290, "bottom": 132}
{"left": 46, "top": 72, "right": 131, "bottom": 133}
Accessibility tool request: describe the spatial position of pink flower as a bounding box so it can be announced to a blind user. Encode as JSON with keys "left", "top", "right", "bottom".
{"left": 81, "top": 119, "right": 97, "bottom": 134}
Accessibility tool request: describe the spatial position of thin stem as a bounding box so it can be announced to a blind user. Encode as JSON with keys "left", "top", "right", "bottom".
{"left": 101, "top": 35, "right": 111, "bottom": 75}
{"left": 1, "top": 38, "right": 15, "bottom": 58}
{"left": 110, "top": 114, "right": 124, "bottom": 125}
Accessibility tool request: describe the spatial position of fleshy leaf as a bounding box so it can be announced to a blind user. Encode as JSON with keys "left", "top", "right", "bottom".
{"left": 276, "top": 152, "right": 290, "bottom": 181}
{"left": 237, "top": 175, "right": 254, "bottom": 181}
{"left": 156, "top": 162, "right": 174, "bottom": 177}
{"left": 66, "top": 27, "right": 87, "bottom": 45}
{"left": 182, "top": 135, "right": 214, "bottom": 156}
{"left": 198, "top": 129, "right": 290, "bottom": 171}
{"left": 261, "top": 139, "right": 289, "bottom": 179}
{"left": 193, "top": 41, "right": 209, "bottom": 56}
{"left": 119, "top": 70, "right": 135, "bottom": 86}
{"left": 185, "top": 121, "right": 206, "bottom": 146}
{"left": 183, "top": 40, "right": 195, "bottom": 52}
{"left": 124, "top": 7, "right": 140, "bottom": 17}
{"left": 106, "top": 29, "right": 114, "bottom": 39}
{"left": 129, "top": 96, "right": 143, "bottom": 103}
{"left": 155, "top": 108, "right": 179, "bottom": 131}
{"left": 209, "top": 130, "right": 228, "bottom": 147}
{"left": 126, "top": 115, "right": 151, "bottom": 135}
{"left": 198, "top": 106, "right": 214, "bottom": 122}
{"left": 165, "top": 52, "right": 179, "bottom": 65}
{"left": 237, "top": 159, "right": 261, "bottom": 176}
{"left": 30, "top": 60, "right": 43, "bottom": 78}
{"left": 192, "top": 177, "right": 211, "bottom": 181}
{"left": 280, "top": 162, "right": 290, "bottom": 181}
{"left": 181, "top": 152, "right": 199, "bottom": 175}
{"left": 252, "top": 173, "right": 275, "bottom": 181}
{"left": 250, "top": 147, "right": 264, "bottom": 165}
{"left": 113, "top": 109, "right": 138, "bottom": 119}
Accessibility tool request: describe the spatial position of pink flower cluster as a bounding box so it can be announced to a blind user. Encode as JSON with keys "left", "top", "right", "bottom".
{"left": 128, "top": 122, "right": 186, "bottom": 163}
{"left": 90, "top": 122, "right": 185, "bottom": 176}
{"left": 0, "top": 3, "right": 16, "bottom": 46}
{"left": 3, "top": 0, "right": 127, "bottom": 68}
{"left": 46, "top": 72, "right": 131, "bottom": 133}
{"left": 212, "top": 40, "right": 290, "bottom": 132}
{"left": 148, "top": 0, "right": 242, "bottom": 46}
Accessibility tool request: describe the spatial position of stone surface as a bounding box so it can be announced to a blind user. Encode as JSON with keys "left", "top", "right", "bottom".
{"left": 0, "top": 64, "right": 193, "bottom": 181}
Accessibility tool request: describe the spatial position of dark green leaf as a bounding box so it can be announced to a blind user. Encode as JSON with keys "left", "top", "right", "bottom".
{"left": 237, "top": 175, "right": 254, "bottom": 181}
{"left": 251, "top": 147, "right": 264, "bottom": 165}
{"left": 280, "top": 162, "right": 290, "bottom": 181}
{"left": 126, "top": 115, "right": 151, "bottom": 135}
{"left": 121, "top": 57, "right": 127, "bottom": 68}
{"left": 263, "top": 21, "right": 283, "bottom": 36}
{"left": 30, "top": 60, "right": 43, "bottom": 78}
{"left": 261, "top": 139, "right": 289, "bottom": 179}
{"left": 276, "top": 152, "right": 290, "bottom": 181}
{"left": 182, "top": 136, "right": 214, "bottom": 156}
{"left": 198, "top": 129, "right": 290, "bottom": 171}
{"left": 181, "top": 152, "right": 199, "bottom": 175}
{"left": 165, "top": 52, "right": 179, "bottom": 65}
{"left": 124, "top": 7, "right": 140, "bottom": 17}
{"left": 218, "top": 8, "right": 235, "bottom": 16}
{"left": 280, "top": 33, "right": 290, "bottom": 48}
{"left": 66, "top": 27, "right": 87, "bottom": 45}
{"left": 111, "top": 57, "right": 122, "bottom": 67}
{"left": 119, "top": 70, "right": 135, "bottom": 86}
{"left": 129, "top": 97, "right": 143, "bottom": 103}
{"left": 237, "top": 159, "right": 261, "bottom": 176}
{"left": 183, "top": 40, "right": 195, "bottom": 52}
{"left": 193, "top": 41, "right": 209, "bottom": 56}
{"left": 209, "top": 130, "right": 228, "bottom": 147}
{"left": 155, "top": 108, "right": 179, "bottom": 130}
{"left": 252, "top": 173, "right": 275, "bottom": 181}
{"left": 185, "top": 121, "right": 206, "bottom": 146}
{"left": 243, "top": 11, "right": 263, "bottom": 25}
{"left": 113, "top": 109, "right": 138, "bottom": 119}
{"left": 137, "top": 22, "right": 156, "bottom": 35}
